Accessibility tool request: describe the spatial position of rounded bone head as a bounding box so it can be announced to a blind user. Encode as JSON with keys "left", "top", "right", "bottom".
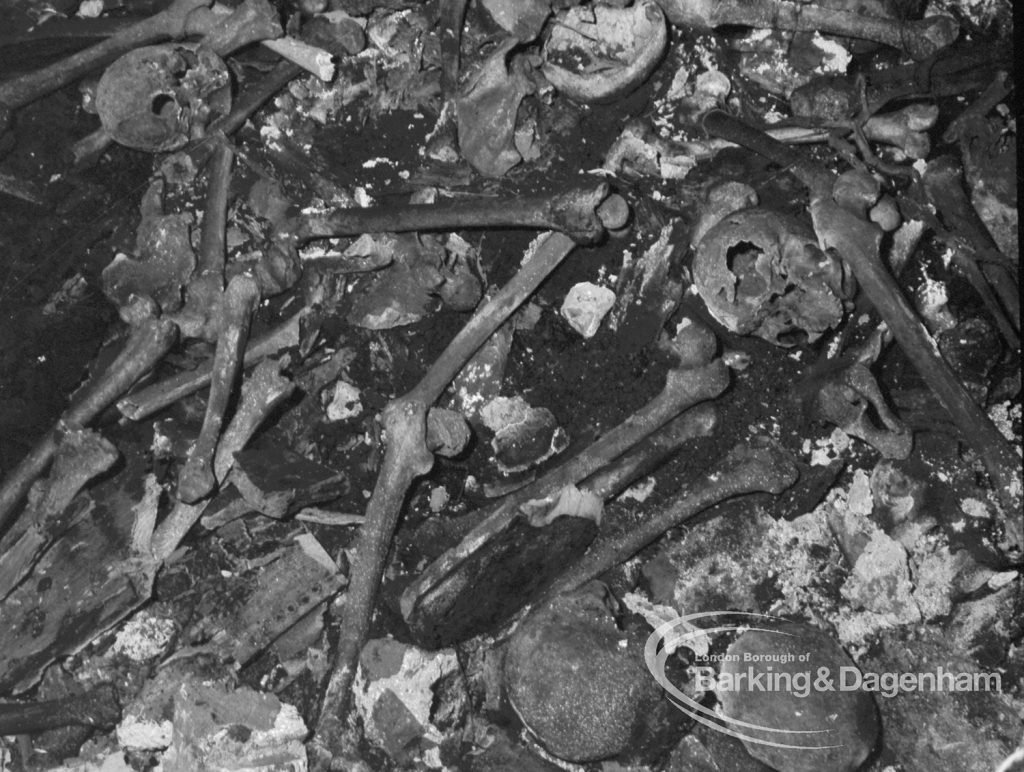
{"left": 692, "top": 207, "right": 854, "bottom": 347}
{"left": 95, "top": 44, "right": 231, "bottom": 152}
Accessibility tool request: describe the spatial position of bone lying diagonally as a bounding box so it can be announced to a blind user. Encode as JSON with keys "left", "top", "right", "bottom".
{"left": 655, "top": 0, "right": 958, "bottom": 60}
{"left": 539, "top": 439, "right": 799, "bottom": 605}
{"left": 400, "top": 321, "right": 731, "bottom": 633}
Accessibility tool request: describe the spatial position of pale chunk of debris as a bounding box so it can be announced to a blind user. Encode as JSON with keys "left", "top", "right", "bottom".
{"left": 325, "top": 379, "right": 363, "bottom": 421}
{"left": 561, "top": 282, "right": 616, "bottom": 338}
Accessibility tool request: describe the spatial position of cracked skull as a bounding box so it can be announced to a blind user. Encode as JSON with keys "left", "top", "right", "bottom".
{"left": 95, "top": 44, "right": 231, "bottom": 153}
{"left": 692, "top": 207, "right": 855, "bottom": 346}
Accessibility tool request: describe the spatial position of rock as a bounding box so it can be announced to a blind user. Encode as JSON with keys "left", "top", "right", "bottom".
{"left": 862, "top": 628, "right": 1020, "bottom": 772}
{"left": 324, "top": 380, "right": 362, "bottom": 421}
{"left": 480, "top": 395, "right": 567, "bottom": 473}
{"left": 560, "top": 282, "right": 616, "bottom": 338}
{"left": 718, "top": 622, "right": 879, "bottom": 772}
{"left": 353, "top": 638, "right": 469, "bottom": 766}
{"left": 161, "top": 681, "right": 307, "bottom": 772}
{"left": 503, "top": 589, "right": 660, "bottom": 762}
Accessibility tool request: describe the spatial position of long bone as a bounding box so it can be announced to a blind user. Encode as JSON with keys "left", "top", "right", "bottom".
{"left": 655, "top": 0, "right": 958, "bottom": 60}
{"left": 540, "top": 440, "right": 798, "bottom": 604}
{"left": 116, "top": 307, "right": 303, "bottom": 421}
{"left": 400, "top": 323, "right": 730, "bottom": 645}
{"left": 922, "top": 156, "right": 1019, "bottom": 345}
{"left": 176, "top": 274, "right": 261, "bottom": 503}
{"left": 296, "top": 182, "right": 630, "bottom": 246}
{"left": 308, "top": 216, "right": 627, "bottom": 763}
{"left": 0, "top": 318, "right": 178, "bottom": 534}
{"left": 702, "top": 110, "right": 1020, "bottom": 517}
{"left": 149, "top": 357, "right": 295, "bottom": 560}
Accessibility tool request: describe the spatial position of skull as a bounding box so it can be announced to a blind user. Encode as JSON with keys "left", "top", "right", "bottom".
{"left": 692, "top": 207, "right": 855, "bottom": 346}
{"left": 95, "top": 44, "right": 231, "bottom": 153}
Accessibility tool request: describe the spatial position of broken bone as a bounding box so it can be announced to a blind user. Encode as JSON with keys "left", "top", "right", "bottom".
{"left": 541, "top": 439, "right": 798, "bottom": 603}
{"left": 310, "top": 230, "right": 612, "bottom": 762}
{"left": 177, "top": 273, "right": 262, "bottom": 503}
{"left": 296, "top": 182, "right": 630, "bottom": 246}
{"left": 0, "top": 318, "right": 177, "bottom": 534}
{"left": 815, "top": 363, "right": 913, "bottom": 459}
{"left": 654, "top": 0, "right": 958, "bottom": 60}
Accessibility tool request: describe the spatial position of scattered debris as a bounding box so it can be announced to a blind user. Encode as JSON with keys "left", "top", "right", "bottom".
{"left": 0, "top": 0, "right": 1018, "bottom": 769}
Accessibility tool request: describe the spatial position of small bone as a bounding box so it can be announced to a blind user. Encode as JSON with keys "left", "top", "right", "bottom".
{"left": 0, "top": 318, "right": 177, "bottom": 533}
{"left": 655, "top": 0, "right": 958, "bottom": 60}
{"left": 816, "top": 363, "right": 913, "bottom": 459}
{"left": 541, "top": 440, "right": 798, "bottom": 602}
{"left": 310, "top": 230, "right": 601, "bottom": 763}
{"left": 296, "top": 182, "right": 630, "bottom": 246}
{"left": 0, "top": 0, "right": 211, "bottom": 128}
{"left": 177, "top": 273, "right": 261, "bottom": 503}
{"left": 700, "top": 111, "right": 1020, "bottom": 515}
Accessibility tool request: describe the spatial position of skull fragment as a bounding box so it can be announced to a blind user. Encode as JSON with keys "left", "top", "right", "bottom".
{"left": 95, "top": 44, "right": 231, "bottom": 152}
{"left": 692, "top": 207, "right": 855, "bottom": 346}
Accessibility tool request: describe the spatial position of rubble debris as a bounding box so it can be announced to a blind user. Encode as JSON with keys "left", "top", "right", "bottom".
{"left": 480, "top": 395, "right": 566, "bottom": 473}
{"left": 161, "top": 679, "right": 308, "bottom": 771}
{"left": 353, "top": 638, "right": 468, "bottom": 765}
{"left": 560, "top": 281, "right": 616, "bottom": 339}
{"left": 0, "top": 1, "right": 1018, "bottom": 768}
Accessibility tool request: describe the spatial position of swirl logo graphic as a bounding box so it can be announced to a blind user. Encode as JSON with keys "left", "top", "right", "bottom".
{"left": 644, "top": 611, "right": 840, "bottom": 751}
